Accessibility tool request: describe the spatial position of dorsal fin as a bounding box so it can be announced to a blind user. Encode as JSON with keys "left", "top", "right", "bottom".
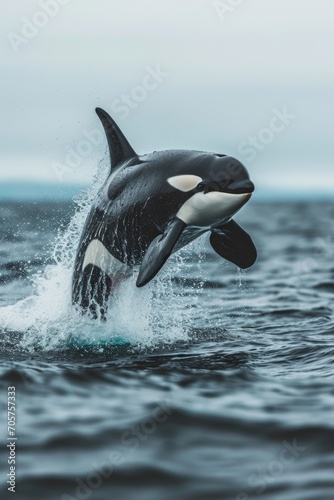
{"left": 95, "top": 107, "right": 137, "bottom": 172}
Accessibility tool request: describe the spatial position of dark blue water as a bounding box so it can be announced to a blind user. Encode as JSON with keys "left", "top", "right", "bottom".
{"left": 0, "top": 198, "right": 334, "bottom": 500}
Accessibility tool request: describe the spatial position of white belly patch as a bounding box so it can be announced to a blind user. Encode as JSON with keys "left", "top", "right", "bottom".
{"left": 176, "top": 192, "right": 250, "bottom": 226}
{"left": 82, "top": 239, "right": 127, "bottom": 278}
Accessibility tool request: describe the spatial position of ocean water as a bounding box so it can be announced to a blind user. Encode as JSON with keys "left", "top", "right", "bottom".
{"left": 0, "top": 192, "right": 334, "bottom": 500}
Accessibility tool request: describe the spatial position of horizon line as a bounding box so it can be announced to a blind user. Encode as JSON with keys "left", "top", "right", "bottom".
{"left": 0, "top": 181, "right": 332, "bottom": 202}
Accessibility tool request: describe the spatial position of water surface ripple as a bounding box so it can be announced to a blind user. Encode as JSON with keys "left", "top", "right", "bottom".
{"left": 0, "top": 201, "right": 333, "bottom": 500}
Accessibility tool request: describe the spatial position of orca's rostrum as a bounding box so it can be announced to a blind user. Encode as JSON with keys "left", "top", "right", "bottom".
{"left": 72, "top": 108, "right": 257, "bottom": 317}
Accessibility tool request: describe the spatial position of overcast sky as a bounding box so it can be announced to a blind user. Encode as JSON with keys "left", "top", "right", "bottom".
{"left": 1, "top": 0, "right": 334, "bottom": 196}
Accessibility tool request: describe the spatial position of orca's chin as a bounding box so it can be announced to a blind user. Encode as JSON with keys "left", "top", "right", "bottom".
{"left": 243, "top": 192, "right": 252, "bottom": 200}
{"left": 176, "top": 191, "right": 252, "bottom": 227}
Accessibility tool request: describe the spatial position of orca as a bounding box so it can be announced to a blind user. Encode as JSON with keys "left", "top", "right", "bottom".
{"left": 72, "top": 108, "right": 257, "bottom": 317}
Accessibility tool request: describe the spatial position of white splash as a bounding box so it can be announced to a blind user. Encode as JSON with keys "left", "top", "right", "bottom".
{"left": 0, "top": 158, "right": 196, "bottom": 352}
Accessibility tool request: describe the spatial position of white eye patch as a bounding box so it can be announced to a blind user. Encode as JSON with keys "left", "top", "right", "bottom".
{"left": 167, "top": 175, "right": 203, "bottom": 192}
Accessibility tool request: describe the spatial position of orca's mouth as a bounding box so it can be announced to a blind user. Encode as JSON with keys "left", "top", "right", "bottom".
{"left": 197, "top": 179, "right": 255, "bottom": 195}
{"left": 226, "top": 179, "right": 255, "bottom": 194}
